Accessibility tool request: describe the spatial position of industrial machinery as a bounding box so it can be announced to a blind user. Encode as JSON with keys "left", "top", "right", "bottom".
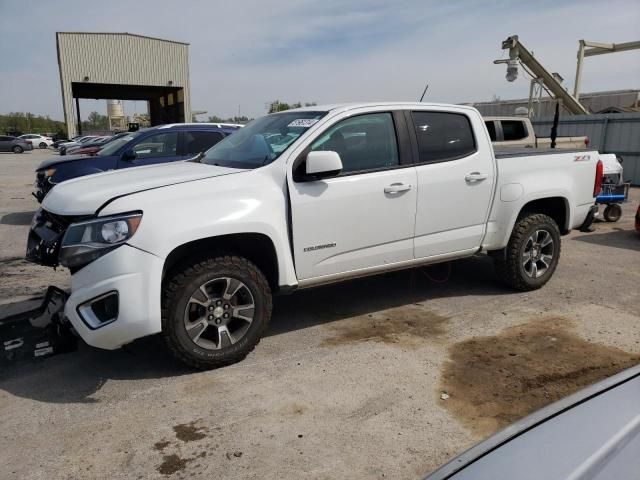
{"left": 495, "top": 35, "right": 588, "bottom": 116}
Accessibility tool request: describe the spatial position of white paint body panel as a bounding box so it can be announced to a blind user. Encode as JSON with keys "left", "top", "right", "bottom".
{"left": 40, "top": 102, "right": 599, "bottom": 349}
{"left": 413, "top": 107, "right": 496, "bottom": 258}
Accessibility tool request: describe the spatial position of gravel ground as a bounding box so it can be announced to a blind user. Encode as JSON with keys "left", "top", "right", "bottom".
{"left": 1, "top": 149, "right": 639, "bottom": 479}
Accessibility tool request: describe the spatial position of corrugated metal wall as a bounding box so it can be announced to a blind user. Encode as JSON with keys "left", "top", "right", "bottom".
{"left": 531, "top": 113, "right": 640, "bottom": 185}
{"left": 57, "top": 33, "right": 190, "bottom": 137}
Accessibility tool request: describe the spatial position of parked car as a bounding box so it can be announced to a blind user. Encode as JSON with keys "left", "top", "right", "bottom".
{"left": 484, "top": 116, "right": 589, "bottom": 149}
{"left": 423, "top": 364, "right": 640, "bottom": 480}
{"left": 26, "top": 103, "right": 602, "bottom": 369}
{"left": 59, "top": 136, "right": 101, "bottom": 155}
{"left": 0, "top": 135, "right": 33, "bottom": 153}
{"left": 33, "top": 124, "right": 235, "bottom": 201}
{"left": 65, "top": 136, "right": 113, "bottom": 155}
{"left": 52, "top": 137, "right": 79, "bottom": 149}
{"left": 19, "top": 134, "right": 53, "bottom": 149}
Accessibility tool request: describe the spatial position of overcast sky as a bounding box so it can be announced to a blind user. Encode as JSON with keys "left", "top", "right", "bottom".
{"left": 1, "top": 0, "right": 638, "bottom": 121}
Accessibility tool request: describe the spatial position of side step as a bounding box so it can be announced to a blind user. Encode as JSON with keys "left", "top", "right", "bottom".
{"left": 0, "top": 286, "right": 77, "bottom": 366}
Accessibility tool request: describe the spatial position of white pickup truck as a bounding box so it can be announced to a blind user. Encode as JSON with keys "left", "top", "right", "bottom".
{"left": 484, "top": 116, "right": 590, "bottom": 149}
{"left": 26, "top": 103, "right": 602, "bottom": 369}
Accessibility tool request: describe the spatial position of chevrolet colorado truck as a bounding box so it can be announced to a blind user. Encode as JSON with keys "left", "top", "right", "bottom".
{"left": 26, "top": 103, "right": 602, "bottom": 369}
{"left": 484, "top": 116, "right": 589, "bottom": 149}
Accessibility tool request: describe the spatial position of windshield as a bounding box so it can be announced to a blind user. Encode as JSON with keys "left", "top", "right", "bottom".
{"left": 97, "top": 132, "right": 142, "bottom": 156}
{"left": 201, "top": 111, "right": 326, "bottom": 169}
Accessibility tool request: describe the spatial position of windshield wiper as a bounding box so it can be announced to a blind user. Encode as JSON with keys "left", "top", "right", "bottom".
{"left": 189, "top": 151, "right": 206, "bottom": 163}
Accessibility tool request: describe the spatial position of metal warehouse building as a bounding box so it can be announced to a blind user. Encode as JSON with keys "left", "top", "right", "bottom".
{"left": 56, "top": 32, "right": 191, "bottom": 138}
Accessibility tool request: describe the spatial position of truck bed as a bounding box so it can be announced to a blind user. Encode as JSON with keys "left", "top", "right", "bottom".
{"left": 494, "top": 147, "right": 590, "bottom": 159}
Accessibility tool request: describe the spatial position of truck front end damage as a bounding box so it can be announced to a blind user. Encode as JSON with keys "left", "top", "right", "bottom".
{"left": 22, "top": 208, "right": 164, "bottom": 351}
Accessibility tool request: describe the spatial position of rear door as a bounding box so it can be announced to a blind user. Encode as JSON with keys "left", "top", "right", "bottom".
{"left": 288, "top": 111, "right": 417, "bottom": 280}
{"left": 120, "top": 131, "right": 181, "bottom": 168}
{"left": 409, "top": 109, "right": 495, "bottom": 258}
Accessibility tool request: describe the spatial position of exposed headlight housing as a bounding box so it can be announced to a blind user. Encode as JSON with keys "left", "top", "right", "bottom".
{"left": 44, "top": 168, "right": 56, "bottom": 178}
{"left": 59, "top": 212, "right": 142, "bottom": 269}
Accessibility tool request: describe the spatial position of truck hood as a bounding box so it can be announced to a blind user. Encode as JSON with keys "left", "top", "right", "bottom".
{"left": 37, "top": 154, "right": 91, "bottom": 171}
{"left": 42, "top": 161, "right": 243, "bottom": 216}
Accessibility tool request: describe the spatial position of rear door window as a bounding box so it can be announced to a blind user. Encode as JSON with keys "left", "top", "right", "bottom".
{"left": 183, "top": 131, "right": 225, "bottom": 156}
{"left": 133, "top": 132, "right": 178, "bottom": 158}
{"left": 501, "top": 120, "right": 528, "bottom": 141}
{"left": 411, "top": 111, "right": 476, "bottom": 163}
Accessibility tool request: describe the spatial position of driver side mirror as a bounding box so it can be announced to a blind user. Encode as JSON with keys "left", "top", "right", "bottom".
{"left": 305, "top": 151, "right": 343, "bottom": 179}
{"left": 122, "top": 149, "right": 137, "bottom": 162}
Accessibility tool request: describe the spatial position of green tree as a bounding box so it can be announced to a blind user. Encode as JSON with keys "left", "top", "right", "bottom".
{"left": 82, "top": 111, "right": 108, "bottom": 131}
{"left": 206, "top": 115, "right": 252, "bottom": 124}
{"left": 0, "top": 112, "right": 65, "bottom": 136}
{"left": 267, "top": 101, "right": 316, "bottom": 113}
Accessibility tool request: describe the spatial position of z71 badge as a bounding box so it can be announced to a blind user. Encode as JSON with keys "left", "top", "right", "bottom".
{"left": 303, "top": 243, "right": 336, "bottom": 252}
{"left": 574, "top": 154, "right": 591, "bottom": 162}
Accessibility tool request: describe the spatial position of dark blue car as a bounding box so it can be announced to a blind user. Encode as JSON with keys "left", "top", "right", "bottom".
{"left": 33, "top": 123, "right": 239, "bottom": 202}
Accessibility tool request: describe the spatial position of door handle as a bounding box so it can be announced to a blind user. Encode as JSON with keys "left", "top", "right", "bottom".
{"left": 465, "top": 172, "right": 489, "bottom": 183}
{"left": 384, "top": 183, "right": 412, "bottom": 194}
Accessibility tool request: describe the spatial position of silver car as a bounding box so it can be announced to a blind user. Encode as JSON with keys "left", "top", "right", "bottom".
{"left": 0, "top": 135, "right": 33, "bottom": 153}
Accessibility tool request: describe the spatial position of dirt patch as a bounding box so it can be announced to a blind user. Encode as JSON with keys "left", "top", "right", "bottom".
{"left": 0, "top": 257, "right": 68, "bottom": 303}
{"left": 173, "top": 421, "right": 207, "bottom": 442}
{"left": 157, "top": 454, "right": 192, "bottom": 475}
{"left": 321, "top": 306, "right": 448, "bottom": 348}
{"left": 281, "top": 403, "right": 308, "bottom": 416}
{"left": 440, "top": 317, "right": 640, "bottom": 437}
{"left": 154, "top": 440, "right": 170, "bottom": 452}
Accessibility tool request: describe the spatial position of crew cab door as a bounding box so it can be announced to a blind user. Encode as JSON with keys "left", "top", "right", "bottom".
{"left": 119, "top": 131, "right": 181, "bottom": 168}
{"left": 407, "top": 109, "right": 495, "bottom": 258}
{"left": 288, "top": 111, "right": 417, "bottom": 280}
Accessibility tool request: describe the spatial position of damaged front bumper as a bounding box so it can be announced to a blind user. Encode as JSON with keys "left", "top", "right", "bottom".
{"left": 0, "top": 286, "right": 76, "bottom": 365}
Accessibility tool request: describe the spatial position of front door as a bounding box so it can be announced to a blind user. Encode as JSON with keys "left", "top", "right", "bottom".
{"left": 288, "top": 112, "right": 417, "bottom": 280}
{"left": 408, "top": 110, "right": 495, "bottom": 258}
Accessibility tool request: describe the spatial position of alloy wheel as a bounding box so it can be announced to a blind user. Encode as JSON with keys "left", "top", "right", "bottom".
{"left": 522, "top": 229, "right": 554, "bottom": 278}
{"left": 183, "top": 277, "right": 255, "bottom": 350}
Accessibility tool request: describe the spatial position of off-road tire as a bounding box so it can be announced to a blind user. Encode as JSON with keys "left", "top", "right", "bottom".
{"left": 161, "top": 255, "right": 272, "bottom": 370}
{"left": 12, "top": 145, "right": 23, "bottom": 153}
{"left": 494, "top": 213, "right": 561, "bottom": 291}
{"left": 603, "top": 204, "right": 622, "bottom": 222}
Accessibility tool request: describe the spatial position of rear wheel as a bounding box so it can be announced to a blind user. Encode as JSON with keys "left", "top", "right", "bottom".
{"left": 39, "top": 142, "right": 47, "bottom": 149}
{"left": 494, "top": 213, "right": 561, "bottom": 291}
{"left": 12, "top": 145, "right": 23, "bottom": 153}
{"left": 603, "top": 204, "right": 622, "bottom": 222}
{"left": 161, "top": 255, "right": 272, "bottom": 369}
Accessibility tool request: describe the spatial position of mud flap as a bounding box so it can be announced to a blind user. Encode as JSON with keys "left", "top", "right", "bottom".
{"left": 0, "top": 286, "right": 77, "bottom": 366}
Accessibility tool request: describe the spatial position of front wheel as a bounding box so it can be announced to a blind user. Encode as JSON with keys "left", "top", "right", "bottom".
{"left": 494, "top": 213, "right": 561, "bottom": 291}
{"left": 39, "top": 142, "right": 47, "bottom": 149}
{"left": 161, "top": 255, "right": 272, "bottom": 369}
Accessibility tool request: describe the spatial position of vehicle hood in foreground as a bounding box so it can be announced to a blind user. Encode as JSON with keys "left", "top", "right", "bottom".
{"left": 36, "top": 154, "right": 91, "bottom": 171}
{"left": 42, "top": 161, "right": 244, "bottom": 216}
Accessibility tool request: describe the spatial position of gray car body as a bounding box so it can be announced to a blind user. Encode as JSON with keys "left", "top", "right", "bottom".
{"left": 0, "top": 136, "right": 33, "bottom": 152}
{"left": 424, "top": 364, "right": 640, "bottom": 480}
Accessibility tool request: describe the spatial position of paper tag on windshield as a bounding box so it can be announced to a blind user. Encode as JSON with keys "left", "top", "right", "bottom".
{"left": 287, "top": 119, "right": 319, "bottom": 128}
